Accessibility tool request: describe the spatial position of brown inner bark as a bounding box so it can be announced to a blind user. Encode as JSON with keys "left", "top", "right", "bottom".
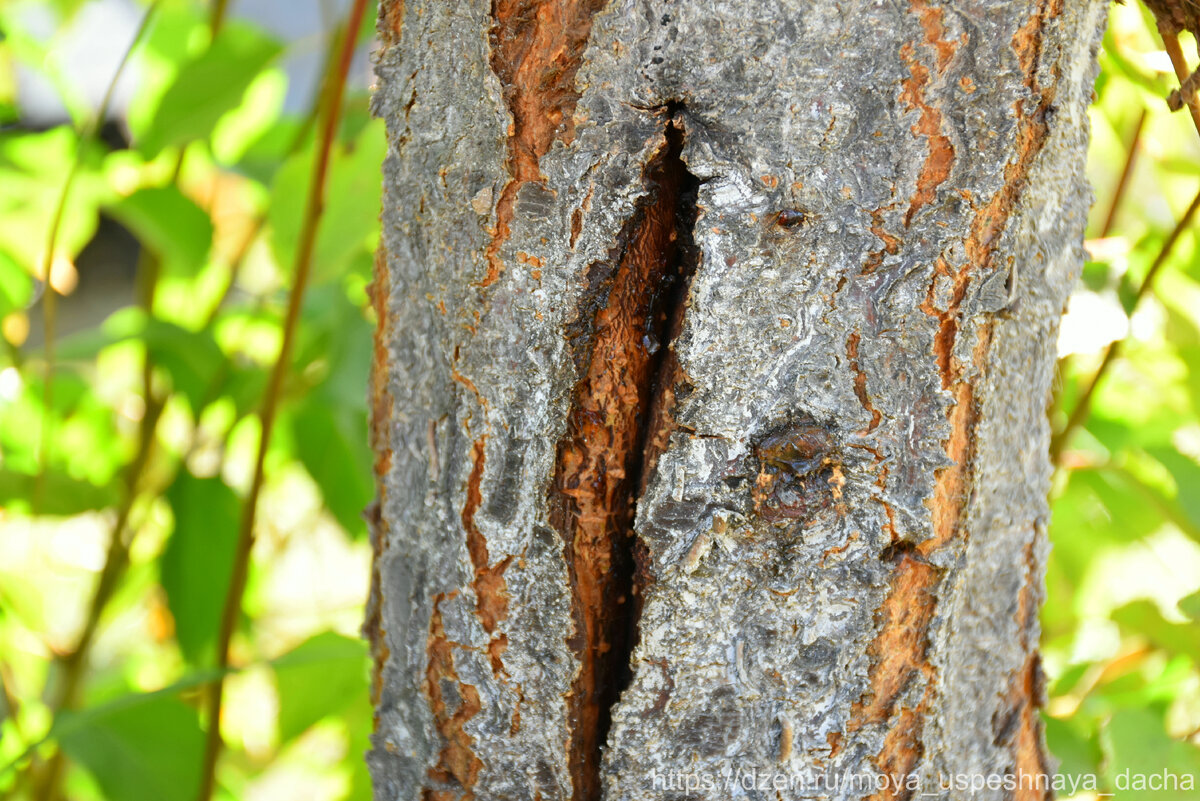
{"left": 551, "top": 120, "right": 697, "bottom": 801}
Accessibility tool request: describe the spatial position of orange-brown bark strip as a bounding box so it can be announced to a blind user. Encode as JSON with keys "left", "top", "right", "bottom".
{"left": 855, "top": 1, "right": 1059, "bottom": 787}
{"left": 551, "top": 123, "right": 695, "bottom": 801}
{"left": 370, "top": 247, "right": 396, "bottom": 478}
{"left": 850, "top": 555, "right": 937, "bottom": 801}
{"left": 853, "top": 556, "right": 938, "bottom": 727}
{"left": 365, "top": 248, "right": 395, "bottom": 707}
{"left": 462, "top": 440, "right": 514, "bottom": 637}
{"left": 483, "top": 0, "right": 607, "bottom": 287}
{"left": 899, "top": 44, "right": 955, "bottom": 227}
{"left": 911, "top": 0, "right": 955, "bottom": 72}
{"left": 847, "top": 332, "right": 882, "bottom": 433}
{"left": 1008, "top": 656, "right": 1051, "bottom": 801}
{"left": 379, "top": 0, "right": 405, "bottom": 46}
{"left": 425, "top": 594, "right": 485, "bottom": 798}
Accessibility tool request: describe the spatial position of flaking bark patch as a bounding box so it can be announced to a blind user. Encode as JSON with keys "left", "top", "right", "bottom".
{"left": 424, "top": 595, "right": 484, "bottom": 799}
{"left": 462, "top": 440, "right": 514, "bottom": 642}
{"left": 484, "top": 0, "right": 608, "bottom": 287}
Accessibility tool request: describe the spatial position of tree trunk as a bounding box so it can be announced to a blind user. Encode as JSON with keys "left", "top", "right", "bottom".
{"left": 364, "top": 1, "right": 1108, "bottom": 799}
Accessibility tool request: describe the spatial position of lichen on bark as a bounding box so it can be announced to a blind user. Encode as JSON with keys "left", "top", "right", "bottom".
{"left": 366, "top": 1, "right": 1109, "bottom": 800}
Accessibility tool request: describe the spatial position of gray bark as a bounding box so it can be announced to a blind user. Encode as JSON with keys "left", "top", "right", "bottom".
{"left": 365, "top": 1, "right": 1108, "bottom": 800}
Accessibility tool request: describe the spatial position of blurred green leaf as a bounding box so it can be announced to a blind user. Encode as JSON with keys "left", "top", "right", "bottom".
{"left": 269, "top": 119, "right": 385, "bottom": 285}
{"left": 1101, "top": 34, "right": 1170, "bottom": 97}
{"left": 74, "top": 311, "right": 230, "bottom": 413}
{"left": 1101, "top": 707, "right": 1200, "bottom": 799}
{"left": 273, "top": 632, "right": 367, "bottom": 744}
{"left": 287, "top": 284, "right": 373, "bottom": 536}
{"left": 1081, "top": 260, "right": 1112, "bottom": 292}
{"left": 56, "top": 695, "right": 204, "bottom": 801}
{"left": 0, "top": 367, "right": 126, "bottom": 493}
{"left": 147, "top": 322, "right": 224, "bottom": 412}
{"left": 0, "top": 127, "right": 104, "bottom": 270}
{"left": 1044, "top": 714, "right": 1102, "bottom": 785}
{"left": 1111, "top": 601, "right": 1200, "bottom": 664}
{"left": 0, "top": 250, "right": 32, "bottom": 317}
{"left": 0, "top": 468, "right": 118, "bottom": 517}
{"left": 291, "top": 398, "right": 372, "bottom": 539}
{"left": 1146, "top": 447, "right": 1200, "bottom": 536}
{"left": 137, "top": 23, "right": 282, "bottom": 158}
{"left": 161, "top": 474, "right": 240, "bottom": 665}
{"left": 107, "top": 186, "right": 213, "bottom": 278}
{"left": 211, "top": 66, "right": 287, "bottom": 166}
{"left": 1179, "top": 591, "right": 1200, "bottom": 622}
{"left": 1061, "top": 468, "right": 1162, "bottom": 543}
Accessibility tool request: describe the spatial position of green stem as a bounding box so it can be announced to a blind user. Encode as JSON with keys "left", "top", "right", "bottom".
{"left": 194, "top": 2, "right": 371, "bottom": 797}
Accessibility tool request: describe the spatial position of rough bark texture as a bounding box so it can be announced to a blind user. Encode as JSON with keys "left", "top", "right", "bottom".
{"left": 365, "top": 2, "right": 1108, "bottom": 800}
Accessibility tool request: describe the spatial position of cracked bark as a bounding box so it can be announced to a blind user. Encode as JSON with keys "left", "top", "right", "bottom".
{"left": 366, "top": 2, "right": 1108, "bottom": 800}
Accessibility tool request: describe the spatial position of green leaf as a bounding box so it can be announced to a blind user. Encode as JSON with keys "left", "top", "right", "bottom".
{"left": 291, "top": 398, "right": 372, "bottom": 538}
{"left": 1111, "top": 601, "right": 1200, "bottom": 664}
{"left": 1146, "top": 447, "right": 1200, "bottom": 538}
{"left": 1081, "top": 260, "right": 1111, "bottom": 292}
{"left": 0, "top": 250, "right": 31, "bottom": 317}
{"left": 1064, "top": 469, "right": 1161, "bottom": 543}
{"left": 161, "top": 474, "right": 240, "bottom": 665}
{"left": 0, "top": 366, "right": 126, "bottom": 492}
{"left": 56, "top": 695, "right": 204, "bottom": 801}
{"left": 269, "top": 119, "right": 386, "bottom": 285}
{"left": 107, "top": 186, "right": 213, "bottom": 278}
{"left": 273, "top": 632, "right": 368, "bottom": 743}
{"left": 0, "top": 127, "right": 104, "bottom": 270}
{"left": 211, "top": 66, "right": 287, "bottom": 166}
{"left": 0, "top": 468, "right": 118, "bottom": 517}
{"left": 287, "top": 284, "right": 373, "bottom": 536}
{"left": 137, "top": 23, "right": 282, "bottom": 158}
{"left": 1044, "top": 713, "right": 1102, "bottom": 785}
{"left": 1101, "top": 708, "right": 1200, "bottom": 799}
{"left": 140, "top": 319, "right": 225, "bottom": 413}
{"left": 1179, "top": 591, "right": 1200, "bottom": 623}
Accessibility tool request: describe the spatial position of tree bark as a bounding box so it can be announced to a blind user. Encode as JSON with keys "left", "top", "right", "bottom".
{"left": 365, "top": 1, "right": 1108, "bottom": 799}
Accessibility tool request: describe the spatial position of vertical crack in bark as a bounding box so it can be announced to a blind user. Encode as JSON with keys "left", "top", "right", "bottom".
{"left": 485, "top": 0, "right": 608, "bottom": 286}
{"left": 551, "top": 120, "right": 699, "bottom": 801}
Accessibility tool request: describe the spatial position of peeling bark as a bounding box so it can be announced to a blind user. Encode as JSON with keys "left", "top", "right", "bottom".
{"left": 366, "top": 1, "right": 1108, "bottom": 800}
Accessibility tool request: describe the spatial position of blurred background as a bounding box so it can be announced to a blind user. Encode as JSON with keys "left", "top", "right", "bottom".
{"left": 0, "top": 0, "right": 1198, "bottom": 799}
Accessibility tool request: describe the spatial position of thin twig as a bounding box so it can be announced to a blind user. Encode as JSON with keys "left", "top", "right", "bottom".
{"left": 1051, "top": 186, "right": 1200, "bottom": 463}
{"left": 1100, "top": 110, "right": 1145, "bottom": 238}
{"left": 1159, "top": 26, "right": 1200, "bottom": 139}
{"left": 193, "top": 2, "right": 370, "bottom": 798}
{"left": 32, "top": 0, "right": 162, "bottom": 515}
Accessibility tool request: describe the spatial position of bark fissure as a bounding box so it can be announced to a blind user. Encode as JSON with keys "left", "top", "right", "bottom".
{"left": 550, "top": 119, "right": 698, "bottom": 801}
